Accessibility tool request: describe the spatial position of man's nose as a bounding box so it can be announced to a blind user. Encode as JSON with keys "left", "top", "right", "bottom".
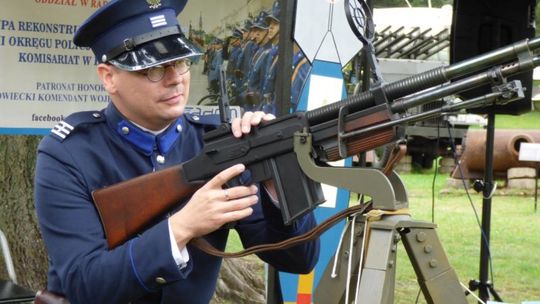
{"left": 163, "top": 65, "right": 185, "bottom": 84}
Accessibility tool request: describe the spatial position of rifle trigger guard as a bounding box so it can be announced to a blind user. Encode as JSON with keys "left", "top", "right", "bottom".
{"left": 337, "top": 105, "right": 350, "bottom": 159}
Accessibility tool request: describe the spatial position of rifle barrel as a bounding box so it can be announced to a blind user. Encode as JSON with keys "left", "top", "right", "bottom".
{"left": 343, "top": 90, "right": 511, "bottom": 140}
{"left": 391, "top": 55, "right": 540, "bottom": 112}
{"left": 305, "top": 37, "right": 540, "bottom": 126}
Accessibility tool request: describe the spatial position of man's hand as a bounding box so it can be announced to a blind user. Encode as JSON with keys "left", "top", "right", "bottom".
{"left": 232, "top": 111, "right": 279, "bottom": 202}
{"left": 170, "top": 164, "right": 258, "bottom": 248}
{"left": 170, "top": 112, "right": 278, "bottom": 247}
{"left": 231, "top": 111, "right": 275, "bottom": 138}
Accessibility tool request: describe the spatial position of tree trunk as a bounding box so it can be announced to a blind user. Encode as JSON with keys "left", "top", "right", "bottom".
{"left": 212, "top": 257, "right": 265, "bottom": 304}
{"left": 0, "top": 135, "right": 265, "bottom": 300}
{"left": 0, "top": 135, "right": 48, "bottom": 291}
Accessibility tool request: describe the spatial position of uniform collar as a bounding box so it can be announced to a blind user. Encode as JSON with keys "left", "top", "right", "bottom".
{"left": 105, "top": 103, "right": 183, "bottom": 155}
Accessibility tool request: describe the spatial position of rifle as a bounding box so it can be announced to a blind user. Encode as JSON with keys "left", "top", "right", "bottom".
{"left": 92, "top": 37, "right": 540, "bottom": 249}
{"left": 218, "top": 64, "right": 231, "bottom": 124}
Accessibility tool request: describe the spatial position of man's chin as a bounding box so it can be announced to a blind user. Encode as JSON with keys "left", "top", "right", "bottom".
{"left": 160, "top": 103, "right": 185, "bottom": 119}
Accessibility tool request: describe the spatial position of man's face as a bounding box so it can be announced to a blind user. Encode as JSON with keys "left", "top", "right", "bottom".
{"left": 253, "top": 28, "right": 268, "bottom": 44}
{"left": 99, "top": 62, "right": 191, "bottom": 131}
{"left": 248, "top": 29, "right": 257, "bottom": 41}
{"left": 267, "top": 20, "right": 280, "bottom": 42}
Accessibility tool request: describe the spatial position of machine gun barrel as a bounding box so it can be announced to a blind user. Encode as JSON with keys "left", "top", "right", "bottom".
{"left": 306, "top": 36, "right": 540, "bottom": 125}
{"left": 343, "top": 80, "right": 525, "bottom": 140}
{"left": 391, "top": 55, "right": 540, "bottom": 112}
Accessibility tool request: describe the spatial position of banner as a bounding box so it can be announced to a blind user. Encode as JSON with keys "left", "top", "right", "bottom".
{"left": 0, "top": 0, "right": 114, "bottom": 134}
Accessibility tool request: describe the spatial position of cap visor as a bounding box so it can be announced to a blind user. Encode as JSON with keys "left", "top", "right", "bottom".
{"left": 266, "top": 16, "right": 279, "bottom": 23}
{"left": 110, "top": 34, "right": 202, "bottom": 71}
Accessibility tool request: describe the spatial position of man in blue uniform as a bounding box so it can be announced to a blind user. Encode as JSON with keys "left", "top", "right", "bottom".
{"left": 260, "top": 1, "right": 281, "bottom": 114}
{"left": 244, "top": 11, "right": 271, "bottom": 110}
{"left": 290, "top": 42, "right": 312, "bottom": 111}
{"left": 234, "top": 19, "right": 257, "bottom": 105}
{"left": 33, "top": 1, "right": 319, "bottom": 303}
{"left": 227, "top": 29, "right": 243, "bottom": 88}
{"left": 207, "top": 38, "right": 223, "bottom": 94}
{"left": 261, "top": 1, "right": 312, "bottom": 113}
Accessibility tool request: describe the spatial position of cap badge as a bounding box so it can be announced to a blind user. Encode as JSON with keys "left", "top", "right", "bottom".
{"left": 150, "top": 15, "right": 167, "bottom": 28}
{"left": 147, "top": 0, "right": 162, "bottom": 9}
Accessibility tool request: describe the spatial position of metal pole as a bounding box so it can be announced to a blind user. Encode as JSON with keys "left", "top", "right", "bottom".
{"left": 362, "top": 0, "right": 373, "bottom": 91}
{"left": 267, "top": 0, "right": 295, "bottom": 303}
{"left": 472, "top": 113, "right": 502, "bottom": 302}
{"left": 478, "top": 113, "right": 495, "bottom": 302}
{"left": 0, "top": 229, "right": 17, "bottom": 283}
{"left": 275, "top": 0, "right": 295, "bottom": 116}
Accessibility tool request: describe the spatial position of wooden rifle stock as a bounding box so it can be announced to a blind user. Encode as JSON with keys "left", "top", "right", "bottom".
{"left": 91, "top": 164, "right": 202, "bottom": 248}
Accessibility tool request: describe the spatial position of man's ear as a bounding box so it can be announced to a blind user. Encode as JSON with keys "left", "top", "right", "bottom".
{"left": 97, "top": 63, "right": 117, "bottom": 94}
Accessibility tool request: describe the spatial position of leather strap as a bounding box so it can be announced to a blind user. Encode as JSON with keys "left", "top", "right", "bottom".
{"left": 382, "top": 144, "right": 407, "bottom": 176}
{"left": 190, "top": 203, "right": 371, "bottom": 258}
{"left": 359, "top": 208, "right": 411, "bottom": 260}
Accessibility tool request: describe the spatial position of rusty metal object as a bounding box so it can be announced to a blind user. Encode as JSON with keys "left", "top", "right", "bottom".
{"left": 453, "top": 129, "right": 540, "bottom": 179}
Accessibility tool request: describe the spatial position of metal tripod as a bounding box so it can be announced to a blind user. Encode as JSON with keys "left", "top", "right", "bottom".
{"left": 294, "top": 131, "right": 468, "bottom": 303}
{"left": 467, "top": 113, "right": 503, "bottom": 303}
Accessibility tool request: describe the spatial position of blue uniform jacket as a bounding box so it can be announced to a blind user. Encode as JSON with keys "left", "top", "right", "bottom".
{"left": 34, "top": 103, "right": 319, "bottom": 304}
{"left": 260, "top": 50, "right": 311, "bottom": 114}
{"left": 246, "top": 43, "right": 272, "bottom": 96}
{"left": 290, "top": 52, "right": 312, "bottom": 111}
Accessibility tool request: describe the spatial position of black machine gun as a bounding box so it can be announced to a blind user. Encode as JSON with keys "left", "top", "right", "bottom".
{"left": 92, "top": 36, "right": 540, "bottom": 249}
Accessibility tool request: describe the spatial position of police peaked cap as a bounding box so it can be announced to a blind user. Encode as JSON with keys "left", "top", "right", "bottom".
{"left": 243, "top": 19, "right": 254, "bottom": 32}
{"left": 231, "top": 29, "right": 243, "bottom": 39}
{"left": 266, "top": 1, "right": 280, "bottom": 23}
{"left": 74, "top": 0, "right": 202, "bottom": 71}
{"left": 251, "top": 11, "right": 269, "bottom": 30}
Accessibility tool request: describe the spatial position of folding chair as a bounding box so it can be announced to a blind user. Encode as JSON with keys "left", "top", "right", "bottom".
{"left": 0, "top": 229, "right": 35, "bottom": 303}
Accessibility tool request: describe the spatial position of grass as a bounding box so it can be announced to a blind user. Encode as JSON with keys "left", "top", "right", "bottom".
{"left": 494, "top": 111, "right": 540, "bottom": 129}
{"left": 395, "top": 169, "right": 540, "bottom": 303}
{"left": 469, "top": 110, "right": 540, "bottom": 130}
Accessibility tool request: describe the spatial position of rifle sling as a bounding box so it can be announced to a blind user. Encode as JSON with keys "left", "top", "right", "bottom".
{"left": 189, "top": 202, "right": 371, "bottom": 258}
{"left": 382, "top": 144, "right": 407, "bottom": 175}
